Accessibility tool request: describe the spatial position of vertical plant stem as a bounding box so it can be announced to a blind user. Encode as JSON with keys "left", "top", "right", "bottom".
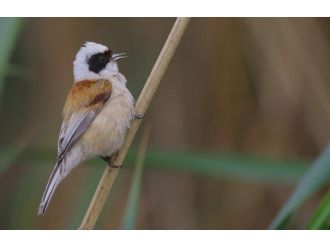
{"left": 79, "top": 17, "right": 191, "bottom": 229}
{"left": 121, "top": 125, "right": 151, "bottom": 229}
{"left": 0, "top": 18, "right": 23, "bottom": 103}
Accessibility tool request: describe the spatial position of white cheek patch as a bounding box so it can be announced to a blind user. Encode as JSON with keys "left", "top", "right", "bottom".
{"left": 73, "top": 42, "right": 121, "bottom": 82}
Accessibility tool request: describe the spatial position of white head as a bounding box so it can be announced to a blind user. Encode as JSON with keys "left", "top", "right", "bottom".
{"left": 73, "top": 42, "right": 126, "bottom": 82}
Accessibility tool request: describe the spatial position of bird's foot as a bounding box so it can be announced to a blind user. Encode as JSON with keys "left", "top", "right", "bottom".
{"left": 134, "top": 112, "right": 144, "bottom": 120}
{"left": 100, "top": 155, "right": 122, "bottom": 168}
{"left": 101, "top": 155, "right": 111, "bottom": 163}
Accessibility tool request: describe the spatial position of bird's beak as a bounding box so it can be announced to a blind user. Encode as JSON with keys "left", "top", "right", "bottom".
{"left": 112, "top": 53, "right": 127, "bottom": 61}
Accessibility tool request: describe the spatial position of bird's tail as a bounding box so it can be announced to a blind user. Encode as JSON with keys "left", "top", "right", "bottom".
{"left": 37, "top": 163, "right": 63, "bottom": 216}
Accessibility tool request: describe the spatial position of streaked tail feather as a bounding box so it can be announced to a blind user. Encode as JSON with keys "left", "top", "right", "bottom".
{"left": 37, "top": 163, "right": 63, "bottom": 216}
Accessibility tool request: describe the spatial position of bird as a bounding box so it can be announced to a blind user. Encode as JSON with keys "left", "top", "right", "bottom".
{"left": 37, "top": 42, "right": 141, "bottom": 215}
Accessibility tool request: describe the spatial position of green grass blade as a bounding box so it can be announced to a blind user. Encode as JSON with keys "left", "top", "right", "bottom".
{"left": 24, "top": 148, "right": 308, "bottom": 185}
{"left": 0, "top": 17, "right": 23, "bottom": 100}
{"left": 307, "top": 190, "right": 330, "bottom": 230}
{"left": 120, "top": 164, "right": 144, "bottom": 229}
{"left": 121, "top": 128, "right": 150, "bottom": 230}
{"left": 143, "top": 151, "right": 308, "bottom": 185}
{"left": 270, "top": 144, "right": 330, "bottom": 229}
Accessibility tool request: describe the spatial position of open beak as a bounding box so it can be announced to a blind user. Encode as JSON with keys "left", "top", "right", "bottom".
{"left": 112, "top": 53, "right": 127, "bottom": 61}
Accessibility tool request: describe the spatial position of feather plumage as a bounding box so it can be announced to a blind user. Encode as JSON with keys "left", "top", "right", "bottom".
{"left": 38, "top": 79, "right": 112, "bottom": 215}
{"left": 38, "top": 42, "right": 134, "bottom": 216}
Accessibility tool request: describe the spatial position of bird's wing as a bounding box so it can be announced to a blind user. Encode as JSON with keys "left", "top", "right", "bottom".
{"left": 38, "top": 79, "right": 113, "bottom": 215}
{"left": 57, "top": 79, "right": 112, "bottom": 163}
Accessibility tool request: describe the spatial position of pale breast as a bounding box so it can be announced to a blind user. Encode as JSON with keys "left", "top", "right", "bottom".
{"left": 79, "top": 79, "right": 135, "bottom": 157}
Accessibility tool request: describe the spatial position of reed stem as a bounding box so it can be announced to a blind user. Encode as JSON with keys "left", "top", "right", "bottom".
{"left": 79, "top": 17, "right": 191, "bottom": 229}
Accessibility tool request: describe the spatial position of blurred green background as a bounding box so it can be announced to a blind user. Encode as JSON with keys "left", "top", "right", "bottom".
{"left": 1, "top": 17, "right": 330, "bottom": 229}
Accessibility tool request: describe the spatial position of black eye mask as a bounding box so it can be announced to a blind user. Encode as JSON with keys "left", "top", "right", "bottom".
{"left": 88, "top": 50, "right": 112, "bottom": 73}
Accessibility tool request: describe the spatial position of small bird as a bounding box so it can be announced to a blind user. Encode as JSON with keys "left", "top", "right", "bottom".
{"left": 38, "top": 42, "right": 140, "bottom": 215}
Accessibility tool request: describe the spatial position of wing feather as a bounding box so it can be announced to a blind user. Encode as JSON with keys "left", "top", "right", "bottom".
{"left": 57, "top": 79, "right": 112, "bottom": 163}
{"left": 38, "top": 79, "right": 112, "bottom": 215}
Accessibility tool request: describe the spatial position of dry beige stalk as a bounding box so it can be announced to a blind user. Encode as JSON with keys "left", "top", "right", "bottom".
{"left": 79, "top": 17, "right": 191, "bottom": 229}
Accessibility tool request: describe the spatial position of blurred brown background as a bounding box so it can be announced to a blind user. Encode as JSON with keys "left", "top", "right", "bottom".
{"left": 1, "top": 18, "right": 330, "bottom": 229}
